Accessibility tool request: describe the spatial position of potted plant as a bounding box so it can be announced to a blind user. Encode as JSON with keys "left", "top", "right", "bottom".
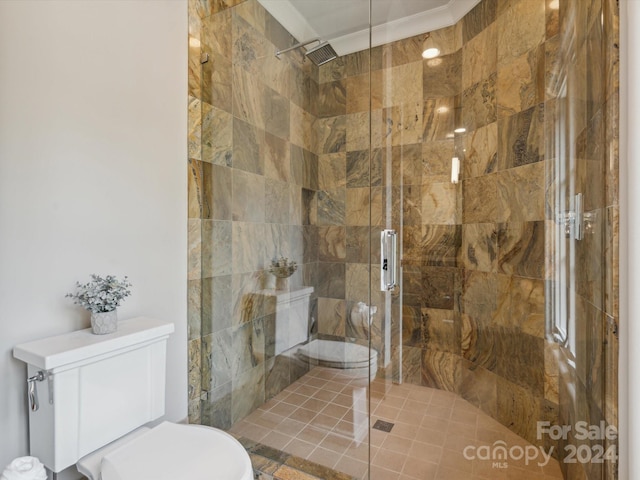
{"left": 66, "top": 274, "right": 132, "bottom": 334}
{"left": 268, "top": 256, "right": 297, "bottom": 290}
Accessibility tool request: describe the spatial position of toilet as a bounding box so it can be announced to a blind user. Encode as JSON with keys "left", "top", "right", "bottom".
{"left": 13, "top": 317, "right": 253, "bottom": 480}
{"left": 297, "top": 302, "right": 378, "bottom": 381}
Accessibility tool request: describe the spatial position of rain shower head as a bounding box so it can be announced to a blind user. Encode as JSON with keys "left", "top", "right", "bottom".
{"left": 304, "top": 42, "right": 338, "bottom": 66}
{"left": 275, "top": 38, "right": 338, "bottom": 66}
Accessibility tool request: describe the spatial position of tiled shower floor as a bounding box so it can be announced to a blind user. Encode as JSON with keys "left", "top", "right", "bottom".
{"left": 230, "top": 367, "right": 564, "bottom": 480}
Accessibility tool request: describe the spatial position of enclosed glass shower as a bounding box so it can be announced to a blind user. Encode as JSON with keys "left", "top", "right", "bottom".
{"left": 187, "top": 0, "right": 619, "bottom": 478}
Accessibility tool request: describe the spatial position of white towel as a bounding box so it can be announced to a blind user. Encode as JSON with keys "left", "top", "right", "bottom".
{"left": 0, "top": 457, "right": 47, "bottom": 480}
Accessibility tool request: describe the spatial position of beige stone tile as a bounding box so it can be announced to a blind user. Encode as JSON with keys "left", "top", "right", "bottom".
{"left": 307, "top": 446, "right": 340, "bottom": 469}
{"left": 294, "top": 384, "right": 319, "bottom": 397}
{"left": 438, "top": 447, "right": 474, "bottom": 474}
{"left": 372, "top": 448, "right": 408, "bottom": 473}
{"left": 346, "top": 74, "right": 371, "bottom": 114}
{"left": 424, "top": 50, "right": 462, "bottom": 98}
{"left": 314, "top": 388, "right": 341, "bottom": 403}
{"left": 289, "top": 102, "right": 313, "bottom": 150}
{"left": 402, "top": 457, "right": 439, "bottom": 480}
{"left": 497, "top": 0, "right": 546, "bottom": 66}
{"left": 320, "top": 432, "right": 353, "bottom": 453}
{"left": 262, "top": 430, "right": 293, "bottom": 450}
{"left": 462, "top": 23, "right": 497, "bottom": 90}
{"left": 334, "top": 456, "right": 369, "bottom": 479}
{"left": 390, "top": 421, "right": 420, "bottom": 441}
{"left": 462, "top": 223, "right": 497, "bottom": 273}
{"left": 381, "top": 434, "right": 413, "bottom": 453}
{"left": 311, "top": 413, "right": 340, "bottom": 431}
{"left": 346, "top": 111, "right": 371, "bottom": 152}
{"left": 383, "top": 61, "right": 423, "bottom": 108}
{"left": 239, "top": 422, "right": 271, "bottom": 442}
{"left": 284, "top": 439, "right": 317, "bottom": 460}
{"left": 396, "top": 408, "right": 422, "bottom": 425}
{"left": 382, "top": 102, "right": 424, "bottom": 146}
{"left": 496, "top": 162, "right": 546, "bottom": 222}
{"left": 300, "top": 397, "right": 328, "bottom": 413}
{"left": 463, "top": 122, "right": 498, "bottom": 178}
{"left": 424, "top": 404, "right": 453, "bottom": 420}
{"left": 333, "top": 392, "right": 356, "bottom": 408}
{"left": 345, "top": 187, "right": 370, "bottom": 226}
{"left": 280, "top": 392, "right": 308, "bottom": 406}
{"left": 374, "top": 404, "right": 401, "bottom": 420}
{"left": 187, "top": 219, "right": 202, "bottom": 281}
{"left": 370, "top": 464, "right": 401, "bottom": 480}
{"left": 288, "top": 407, "right": 318, "bottom": 424}
{"left": 421, "top": 180, "right": 460, "bottom": 225}
{"left": 497, "top": 45, "right": 544, "bottom": 118}
{"left": 321, "top": 403, "right": 349, "bottom": 420}
{"left": 269, "top": 401, "right": 296, "bottom": 418}
{"left": 188, "top": 96, "right": 202, "bottom": 160}
{"left": 442, "top": 430, "right": 478, "bottom": 454}
{"left": 249, "top": 411, "right": 285, "bottom": 429}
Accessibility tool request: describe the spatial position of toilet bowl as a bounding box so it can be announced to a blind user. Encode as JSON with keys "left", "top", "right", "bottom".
{"left": 77, "top": 422, "right": 252, "bottom": 480}
{"left": 297, "top": 302, "right": 378, "bottom": 381}
{"left": 13, "top": 317, "right": 253, "bottom": 480}
{"left": 297, "top": 339, "right": 377, "bottom": 381}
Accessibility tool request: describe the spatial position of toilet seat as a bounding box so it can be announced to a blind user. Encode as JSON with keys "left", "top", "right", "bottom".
{"left": 297, "top": 339, "right": 378, "bottom": 381}
{"left": 298, "top": 339, "right": 377, "bottom": 369}
{"left": 78, "top": 422, "right": 253, "bottom": 480}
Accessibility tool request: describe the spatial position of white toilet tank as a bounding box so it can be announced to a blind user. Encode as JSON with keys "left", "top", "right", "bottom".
{"left": 13, "top": 317, "right": 174, "bottom": 473}
{"left": 258, "top": 286, "right": 313, "bottom": 355}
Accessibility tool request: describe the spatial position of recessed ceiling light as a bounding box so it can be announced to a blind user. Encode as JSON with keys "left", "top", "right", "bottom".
{"left": 436, "top": 106, "right": 449, "bottom": 114}
{"left": 422, "top": 47, "right": 441, "bottom": 59}
{"left": 422, "top": 33, "right": 440, "bottom": 60}
{"left": 454, "top": 127, "right": 466, "bottom": 134}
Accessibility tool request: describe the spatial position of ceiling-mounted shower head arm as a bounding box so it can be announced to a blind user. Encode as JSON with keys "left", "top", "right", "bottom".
{"left": 275, "top": 38, "right": 321, "bottom": 59}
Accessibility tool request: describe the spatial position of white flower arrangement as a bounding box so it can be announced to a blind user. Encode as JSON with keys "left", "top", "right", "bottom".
{"left": 66, "top": 274, "right": 132, "bottom": 313}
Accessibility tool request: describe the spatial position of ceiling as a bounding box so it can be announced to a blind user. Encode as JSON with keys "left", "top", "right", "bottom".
{"left": 257, "top": 0, "right": 482, "bottom": 56}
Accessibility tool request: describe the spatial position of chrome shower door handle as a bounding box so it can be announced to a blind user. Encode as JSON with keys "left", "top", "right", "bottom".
{"left": 380, "top": 229, "right": 397, "bottom": 291}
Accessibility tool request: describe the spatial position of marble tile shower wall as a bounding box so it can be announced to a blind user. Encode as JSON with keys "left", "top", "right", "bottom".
{"left": 187, "top": 0, "right": 323, "bottom": 427}
{"left": 453, "top": 0, "right": 552, "bottom": 447}
{"left": 186, "top": 2, "right": 618, "bottom": 476}
{"left": 312, "top": 0, "right": 619, "bottom": 466}
{"left": 314, "top": 0, "right": 556, "bottom": 447}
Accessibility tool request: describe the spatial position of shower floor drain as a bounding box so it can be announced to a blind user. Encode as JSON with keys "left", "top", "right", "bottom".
{"left": 372, "top": 420, "right": 394, "bottom": 432}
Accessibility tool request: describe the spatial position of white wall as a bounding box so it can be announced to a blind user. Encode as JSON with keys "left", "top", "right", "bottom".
{"left": 0, "top": 0, "right": 188, "bottom": 470}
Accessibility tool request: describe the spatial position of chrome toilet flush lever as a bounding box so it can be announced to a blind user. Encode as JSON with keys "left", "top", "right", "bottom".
{"left": 27, "top": 371, "right": 46, "bottom": 412}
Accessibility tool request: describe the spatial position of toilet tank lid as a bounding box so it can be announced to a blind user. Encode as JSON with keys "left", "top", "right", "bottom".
{"left": 258, "top": 285, "right": 314, "bottom": 301}
{"left": 13, "top": 317, "right": 174, "bottom": 370}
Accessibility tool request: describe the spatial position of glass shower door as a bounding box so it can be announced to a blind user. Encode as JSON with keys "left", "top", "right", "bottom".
{"left": 188, "top": 1, "right": 376, "bottom": 478}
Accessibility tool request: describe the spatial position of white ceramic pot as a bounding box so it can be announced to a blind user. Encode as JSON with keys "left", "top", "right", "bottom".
{"left": 91, "top": 310, "right": 118, "bottom": 334}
